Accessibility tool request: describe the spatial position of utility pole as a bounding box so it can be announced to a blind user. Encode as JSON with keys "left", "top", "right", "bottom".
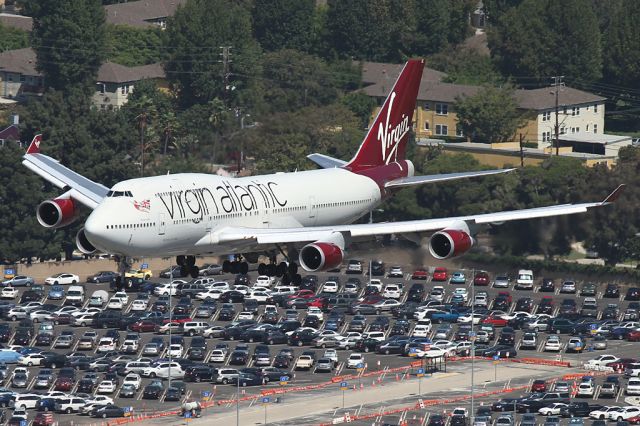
{"left": 219, "top": 46, "right": 232, "bottom": 102}
{"left": 551, "top": 76, "right": 564, "bottom": 156}
{"left": 519, "top": 133, "right": 525, "bottom": 167}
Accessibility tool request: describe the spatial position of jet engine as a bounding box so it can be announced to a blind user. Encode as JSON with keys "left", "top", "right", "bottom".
{"left": 299, "top": 242, "right": 344, "bottom": 272}
{"left": 75, "top": 227, "right": 97, "bottom": 254}
{"left": 428, "top": 228, "right": 474, "bottom": 259}
{"left": 37, "top": 192, "right": 78, "bottom": 229}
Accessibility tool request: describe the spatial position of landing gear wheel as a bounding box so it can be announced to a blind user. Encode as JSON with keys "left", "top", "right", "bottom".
{"left": 258, "top": 263, "right": 267, "bottom": 275}
{"left": 292, "top": 274, "right": 302, "bottom": 286}
{"left": 240, "top": 262, "right": 249, "bottom": 275}
{"left": 190, "top": 266, "right": 199, "bottom": 279}
{"left": 223, "top": 260, "right": 232, "bottom": 273}
{"left": 276, "top": 262, "right": 287, "bottom": 278}
{"left": 186, "top": 256, "right": 196, "bottom": 267}
{"left": 180, "top": 266, "right": 189, "bottom": 277}
{"left": 281, "top": 275, "right": 291, "bottom": 286}
{"left": 287, "top": 262, "right": 298, "bottom": 276}
{"left": 266, "top": 264, "right": 276, "bottom": 277}
{"left": 177, "top": 255, "right": 186, "bottom": 266}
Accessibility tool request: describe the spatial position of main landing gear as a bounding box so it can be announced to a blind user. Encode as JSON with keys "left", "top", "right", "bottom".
{"left": 222, "top": 256, "right": 249, "bottom": 275}
{"left": 258, "top": 258, "right": 301, "bottom": 286}
{"left": 177, "top": 255, "right": 199, "bottom": 278}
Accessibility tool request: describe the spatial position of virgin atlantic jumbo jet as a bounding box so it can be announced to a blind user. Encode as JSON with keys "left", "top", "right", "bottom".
{"left": 23, "top": 59, "right": 623, "bottom": 282}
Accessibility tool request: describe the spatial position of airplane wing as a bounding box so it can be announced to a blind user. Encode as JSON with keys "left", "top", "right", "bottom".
{"left": 21, "top": 135, "right": 109, "bottom": 209}
{"left": 384, "top": 169, "right": 515, "bottom": 188}
{"left": 203, "top": 185, "right": 624, "bottom": 247}
{"left": 306, "top": 153, "right": 347, "bottom": 169}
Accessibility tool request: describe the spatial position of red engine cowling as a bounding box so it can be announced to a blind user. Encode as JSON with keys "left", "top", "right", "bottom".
{"left": 428, "top": 229, "right": 474, "bottom": 259}
{"left": 37, "top": 196, "right": 78, "bottom": 228}
{"left": 299, "top": 242, "right": 344, "bottom": 272}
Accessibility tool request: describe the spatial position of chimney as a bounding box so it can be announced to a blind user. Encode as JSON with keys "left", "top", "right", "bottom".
{"left": 11, "top": 114, "right": 19, "bottom": 125}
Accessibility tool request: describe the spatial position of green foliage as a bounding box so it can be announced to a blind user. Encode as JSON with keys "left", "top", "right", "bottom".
{"left": 0, "top": 22, "right": 29, "bottom": 52}
{"left": 488, "top": 0, "right": 602, "bottom": 82}
{"left": 165, "top": 0, "right": 263, "bottom": 108}
{"left": 105, "top": 25, "right": 167, "bottom": 66}
{"left": 252, "top": 0, "right": 315, "bottom": 52}
{"left": 26, "top": 0, "right": 107, "bottom": 93}
{"left": 602, "top": 0, "right": 640, "bottom": 88}
{"left": 340, "top": 92, "right": 377, "bottom": 128}
{"left": 429, "top": 47, "right": 503, "bottom": 85}
{"left": 0, "top": 144, "right": 62, "bottom": 262}
{"left": 454, "top": 85, "right": 526, "bottom": 143}
{"left": 245, "top": 104, "right": 362, "bottom": 173}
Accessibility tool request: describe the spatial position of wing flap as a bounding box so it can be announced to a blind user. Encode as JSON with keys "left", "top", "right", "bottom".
{"left": 307, "top": 153, "right": 347, "bottom": 169}
{"left": 385, "top": 169, "right": 515, "bottom": 188}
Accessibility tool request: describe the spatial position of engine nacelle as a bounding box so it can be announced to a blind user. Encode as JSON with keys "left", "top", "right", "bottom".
{"left": 37, "top": 196, "right": 78, "bottom": 228}
{"left": 428, "top": 229, "right": 474, "bottom": 259}
{"left": 299, "top": 242, "right": 344, "bottom": 272}
{"left": 75, "top": 227, "right": 97, "bottom": 254}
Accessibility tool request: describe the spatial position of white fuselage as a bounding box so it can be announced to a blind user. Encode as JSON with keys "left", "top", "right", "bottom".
{"left": 84, "top": 168, "right": 381, "bottom": 257}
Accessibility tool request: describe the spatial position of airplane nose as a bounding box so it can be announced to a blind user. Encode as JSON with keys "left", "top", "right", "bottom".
{"left": 83, "top": 209, "right": 110, "bottom": 252}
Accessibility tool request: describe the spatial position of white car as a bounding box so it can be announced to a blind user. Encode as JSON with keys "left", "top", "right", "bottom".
{"left": 538, "top": 403, "right": 568, "bottom": 416}
{"left": 577, "top": 382, "right": 595, "bottom": 397}
{"left": 123, "top": 373, "right": 142, "bottom": 390}
{"left": 417, "top": 347, "right": 448, "bottom": 359}
{"left": 130, "top": 300, "right": 148, "bottom": 311}
{"left": 71, "top": 307, "right": 101, "bottom": 317}
{"left": 0, "top": 287, "right": 18, "bottom": 299}
{"left": 232, "top": 285, "right": 250, "bottom": 295}
{"left": 323, "top": 281, "right": 339, "bottom": 293}
{"left": 346, "top": 353, "right": 364, "bottom": 369}
{"left": 307, "top": 307, "right": 323, "bottom": 320}
{"left": 255, "top": 275, "right": 275, "bottom": 287}
{"left": 607, "top": 406, "right": 640, "bottom": 421}
{"left": 202, "top": 325, "right": 225, "bottom": 338}
{"left": 237, "top": 311, "right": 254, "bottom": 320}
{"left": 87, "top": 395, "right": 114, "bottom": 406}
{"left": 382, "top": 284, "right": 402, "bottom": 299}
{"left": 209, "top": 349, "right": 227, "bottom": 363}
{"left": 30, "top": 310, "right": 54, "bottom": 322}
{"left": 584, "top": 354, "right": 620, "bottom": 368}
{"left": 544, "top": 336, "right": 562, "bottom": 352}
{"left": 590, "top": 406, "right": 619, "bottom": 420}
{"left": 457, "top": 313, "right": 483, "bottom": 324}
{"left": 18, "top": 353, "right": 46, "bottom": 367}
{"left": 72, "top": 314, "right": 95, "bottom": 327}
{"left": 412, "top": 324, "right": 431, "bottom": 337}
{"left": 11, "top": 393, "right": 40, "bottom": 410}
{"left": 249, "top": 291, "right": 271, "bottom": 302}
{"left": 344, "top": 282, "right": 359, "bottom": 293}
{"left": 388, "top": 266, "right": 404, "bottom": 278}
{"left": 168, "top": 344, "right": 183, "bottom": 358}
{"left": 107, "top": 297, "right": 124, "bottom": 309}
{"left": 338, "top": 336, "right": 361, "bottom": 350}
{"left": 159, "top": 322, "right": 181, "bottom": 334}
{"left": 196, "top": 289, "right": 223, "bottom": 300}
{"left": 143, "top": 362, "right": 185, "bottom": 379}
{"left": 45, "top": 273, "right": 79, "bottom": 285}
{"left": 113, "top": 291, "right": 129, "bottom": 304}
{"left": 97, "top": 380, "right": 117, "bottom": 394}
{"left": 627, "top": 378, "right": 640, "bottom": 395}
{"left": 430, "top": 287, "right": 445, "bottom": 302}
{"left": 154, "top": 283, "right": 178, "bottom": 296}
{"left": 452, "top": 288, "right": 468, "bottom": 302}
{"left": 473, "top": 295, "right": 488, "bottom": 307}
{"left": 97, "top": 338, "right": 116, "bottom": 352}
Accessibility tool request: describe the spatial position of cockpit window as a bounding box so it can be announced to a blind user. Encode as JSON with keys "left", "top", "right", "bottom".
{"left": 106, "top": 191, "right": 133, "bottom": 197}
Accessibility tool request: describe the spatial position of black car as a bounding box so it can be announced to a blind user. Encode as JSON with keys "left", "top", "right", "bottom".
{"left": 13, "top": 332, "right": 30, "bottom": 345}
{"left": 369, "top": 316, "right": 390, "bottom": 331}
{"left": 229, "top": 350, "right": 249, "bottom": 365}
{"left": 164, "top": 387, "right": 182, "bottom": 401}
{"left": 389, "top": 321, "right": 410, "bottom": 336}
{"left": 219, "top": 291, "right": 244, "bottom": 303}
{"left": 185, "top": 365, "right": 215, "bottom": 382}
{"left": 428, "top": 414, "right": 446, "bottom": 426}
{"left": 537, "top": 297, "right": 554, "bottom": 315}
{"left": 515, "top": 298, "right": 534, "bottom": 313}
{"left": 35, "top": 333, "right": 53, "bottom": 346}
{"left": 370, "top": 260, "right": 385, "bottom": 276}
{"left": 477, "top": 345, "right": 517, "bottom": 358}
{"left": 20, "top": 290, "right": 42, "bottom": 303}
{"left": 355, "top": 338, "right": 379, "bottom": 353}
{"left": 234, "top": 274, "right": 251, "bottom": 286}
{"left": 407, "top": 284, "right": 425, "bottom": 302}
{"left": 263, "top": 330, "right": 287, "bottom": 345}
{"left": 77, "top": 379, "right": 96, "bottom": 393}
{"left": 288, "top": 329, "right": 317, "bottom": 346}
{"left": 548, "top": 318, "right": 575, "bottom": 334}
{"left": 142, "top": 382, "right": 164, "bottom": 399}
{"left": 273, "top": 355, "right": 290, "bottom": 369}
{"left": 377, "top": 336, "right": 410, "bottom": 355}
{"left": 0, "top": 324, "right": 11, "bottom": 342}
{"left": 604, "top": 284, "right": 620, "bottom": 298}
{"left": 218, "top": 305, "right": 236, "bottom": 321}
{"left": 303, "top": 316, "right": 321, "bottom": 328}
{"left": 87, "top": 271, "right": 119, "bottom": 283}
{"left": 299, "top": 275, "right": 318, "bottom": 292}
{"left": 90, "top": 404, "right": 127, "bottom": 418}
{"left": 234, "top": 372, "right": 263, "bottom": 387}
{"left": 491, "top": 398, "right": 519, "bottom": 411}
{"left": 626, "top": 287, "right": 640, "bottom": 301}
{"left": 187, "top": 347, "right": 206, "bottom": 361}
{"left": 262, "top": 311, "right": 279, "bottom": 324}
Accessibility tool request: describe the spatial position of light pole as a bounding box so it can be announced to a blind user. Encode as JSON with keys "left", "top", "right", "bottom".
{"left": 470, "top": 268, "right": 475, "bottom": 423}
{"left": 168, "top": 262, "right": 173, "bottom": 390}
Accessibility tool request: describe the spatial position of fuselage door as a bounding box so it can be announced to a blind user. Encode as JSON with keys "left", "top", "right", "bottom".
{"left": 158, "top": 213, "right": 166, "bottom": 235}
{"left": 308, "top": 196, "right": 317, "bottom": 226}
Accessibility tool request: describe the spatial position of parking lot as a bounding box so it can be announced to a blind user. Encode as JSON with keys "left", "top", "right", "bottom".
{"left": 1, "top": 258, "right": 640, "bottom": 425}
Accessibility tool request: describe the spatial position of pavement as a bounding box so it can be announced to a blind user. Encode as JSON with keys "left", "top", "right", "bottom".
{"left": 152, "top": 362, "right": 575, "bottom": 426}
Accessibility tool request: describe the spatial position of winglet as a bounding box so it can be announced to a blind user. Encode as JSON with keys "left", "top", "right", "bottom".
{"left": 602, "top": 184, "right": 626, "bottom": 204}
{"left": 26, "top": 134, "right": 42, "bottom": 154}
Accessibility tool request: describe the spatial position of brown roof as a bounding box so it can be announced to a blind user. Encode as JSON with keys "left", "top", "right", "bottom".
{"left": 104, "top": 0, "right": 187, "bottom": 28}
{"left": 0, "top": 13, "right": 33, "bottom": 31}
{"left": 97, "top": 61, "right": 165, "bottom": 83}
{"left": 360, "top": 61, "right": 446, "bottom": 86}
{"left": 361, "top": 80, "right": 480, "bottom": 103}
{"left": 0, "top": 48, "right": 39, "bottom": 75}
{"left": 515, "top": 86, "right": 606, "bottom": 110}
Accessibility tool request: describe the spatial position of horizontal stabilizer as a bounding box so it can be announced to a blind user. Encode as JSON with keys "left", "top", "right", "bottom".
{"left": 385, "top": 168, "right": 515, "bottom": 188}
{"left": 307, "top": 153, "right": 347, "bottom": 169}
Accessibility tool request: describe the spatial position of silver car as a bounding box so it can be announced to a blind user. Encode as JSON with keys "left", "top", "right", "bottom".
{"left": 2, "top": 275, "right": 34, "bottom": 287}
{"left": 493, "top": 275, "right": 510, "bottom": 288}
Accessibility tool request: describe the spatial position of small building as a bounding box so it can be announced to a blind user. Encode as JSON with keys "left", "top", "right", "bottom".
{"left": 93, "top": 62, "right": 166, "bottom": 110}
{"left": 0, "top": 12, "right": 32, "bottom": 31}
{"left": 104, "top": 0, "right": 187, "bottom": 29}
{"left": 0, "top": 47, "right": 44, "bottom": 100}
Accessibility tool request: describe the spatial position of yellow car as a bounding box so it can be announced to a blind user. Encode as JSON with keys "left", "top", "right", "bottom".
{"left": 124, "top": 269, "right": 152, "bottom": 280}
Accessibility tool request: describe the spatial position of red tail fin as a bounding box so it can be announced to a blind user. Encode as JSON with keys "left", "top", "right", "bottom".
{"left": 26, "top": 134, "right": 42, "bottom": 154}
{"left": 346, "top": 59, "right": 424, "bottom": 171}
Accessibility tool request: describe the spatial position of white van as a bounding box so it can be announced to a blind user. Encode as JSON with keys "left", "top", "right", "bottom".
{"left": 515, "top": 270, "right": 534, "bottom": 290}
{"left": 66, "top": 285, "right": 85, "bottom": 305}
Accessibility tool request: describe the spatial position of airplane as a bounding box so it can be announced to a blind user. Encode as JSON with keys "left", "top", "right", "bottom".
{"left": 22, "top": 59, "right": 624, "bottom": 283}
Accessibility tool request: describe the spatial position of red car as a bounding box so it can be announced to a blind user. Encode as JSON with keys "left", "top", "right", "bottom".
{"left": 473, "top": 271, "right": 490, "bottom": 286}
{"left": 288, "top": 290, "right": 315, "bottom": 299}
{"left": 54, "top": 376, "right": 73, "bottom": 391}
{"left": 627, "top": 416, "right": 640, "bottom": 425}
{"left": 129, "top": 320, "right": 159, "bottom": 333}
{"left": 411, "top": 268, "right": 429, "bottom": 280}
{"left": 607, "top": 358, "right": 638, "bottom": 370}
{"left": 50, "top": 312, "right": 71, "bottom": 325}
{"left": 162, "top": 315, "right": 192, "bottom": 324}
{"left": 531, "top": 379, "right": 547, "bottom": 392}
{"left": 497, "top": 291, "right": 512, "bottom": 304}
{"left": 307, "top": 297, "right": 328, "bottom": 309}
{"left": 432, "top": 267, "right": 448, "bottom": 282}
{"left": 360, "top": 294, "right": 385, "bottom": 305}
{"left": 482, "top": 314, "right": 507, "bottom": 327}
{"left": 628, "top": 330, "right": 640, "bottom": 342}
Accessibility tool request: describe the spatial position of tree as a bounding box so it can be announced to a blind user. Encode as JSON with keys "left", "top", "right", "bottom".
{"left": 252, "top": 0, "right": 315, "bottom": 52}
{"left": 105, "top": 25, "right": 167, "bottom": 66}
{"left": 25, "top": 0, "right": 107, "bottom": 93}
{"left": 165, "top": 0, "right": 263, "bottom": 108}
{"left": 602, "top": 0, "right": 640, "bottom": 88}
{"left": 429, "top": 46, "right": 503, "bottom": 85}
{"left": 487, "top": 0, "right": 602, "bottom": 82}
{"left": 0, "top": 22, "right": 29, "bottom": 52}
{"left": 340, "top": 92, "right": 377, "bottom": 128}
{"left": 454, "top": 85, "right": 526, "bottom": 143}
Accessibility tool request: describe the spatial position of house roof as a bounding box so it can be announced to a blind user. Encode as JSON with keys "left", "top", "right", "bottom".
{"left": 559, "top": 132, "right": 632, "bottom": 145}
{"left": 0, "top": 48, "right": 39, "bottom": 76}
{"left": 0, "top": 12, "right": 33, "bottom": 31}
{"left": 0, "top": 124, "right": 19, "bottom": 141}
{"left": 96, "top": 62, "right": 165, "bottom": 84}
{"left": 104, "top": 0, "right": 187, "bottom": 28}
{"left": 361, "top": 80, "right": 480, "bottom": 103}
{"left": 515, "top": 87, "right": 606, "bottom": 110}
{"left": 360, "top": 61, "right": 446, "bottom": 86}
